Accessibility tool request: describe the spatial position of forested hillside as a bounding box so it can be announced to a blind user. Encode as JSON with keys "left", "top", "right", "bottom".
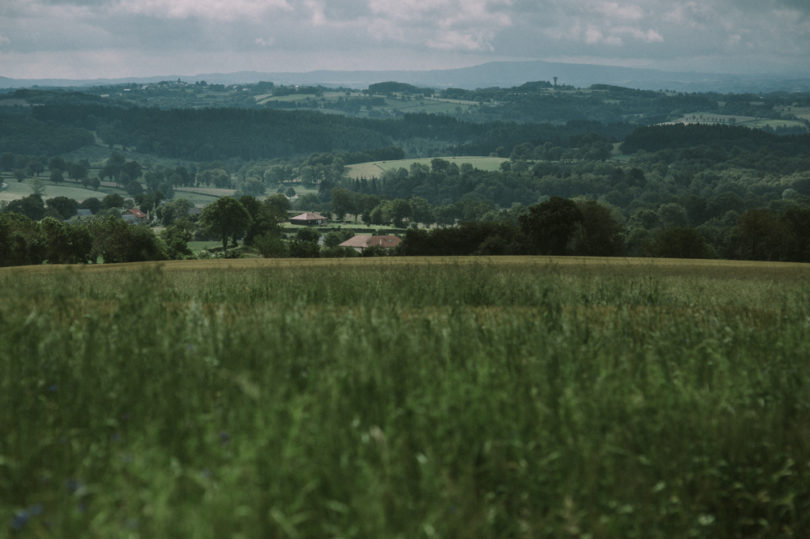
{"left": 4, "top": 78, "right": 809, "bottom": 128}
{"left": 12, "top": 102, "right": 628, "bottom": 161}
{"left": 2, "top": 80, "right": 810, "bottom": 266}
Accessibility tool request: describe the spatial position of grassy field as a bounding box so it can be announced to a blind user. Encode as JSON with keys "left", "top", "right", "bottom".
{"left": 346, "top": 156, "right": 508, "bottom": 179}
{"left": 0, "top": 176, "right": 36, "bottom": 202}
{"left": 380, "top": 97, "right": 477, "bottom": 115}
{"left": 0, "top": 174, "right": 127, "bottom": 204}
{"left": 253, "top": 91, "right": 478, "bottom": 116}
{"left": 0, "top": 172, "right": 320, "bottom": 208}
{"left": 790, "top": 107, "right": 810, "bottom": 122}
{"left": 172, "top": 187, "right": 237, "bottom": 206}
{"left": 669, "top": 112, "right": 808, "bottom": 132}
{"left": 187, "top": 240, "right": 223, "bottom": 254}
{"left": 2, "top": 256, "right": 809, "bottom": 537}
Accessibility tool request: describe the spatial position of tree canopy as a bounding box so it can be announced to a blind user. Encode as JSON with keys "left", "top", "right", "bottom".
{"left": 200, "top": 197, "right": 252, "bottom": 251}
{"left": 519, "top": 197, "right": 584, "bottom": 255}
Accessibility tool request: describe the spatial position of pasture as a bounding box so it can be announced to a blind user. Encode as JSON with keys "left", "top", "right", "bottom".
{"left": 669, "top": 112, "right": 808, "bottom": 132}
{"left": 172, "top": 186, "right": 236, "bottom": 205}
{"left": 0, "top": 174, "right": 126, "bottom": 204}
{"left": 346, "top": 156, "right": 508, "bottom": 179}
{"left": 782, "top": 106, "right": 810, "bottom": 122}
{"left": 253, "top": 91, "right": 479, "bottom": 116}
{"left": 1, "top": 257, "right": 809, "bottom": 537}
{"left": 379, "top": 97, "right": 477, "bottom": 115}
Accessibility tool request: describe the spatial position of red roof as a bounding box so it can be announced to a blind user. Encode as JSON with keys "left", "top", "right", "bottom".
{"left": 339, "top": 234, "right": 401, "bottom": 250}
{"left": 367, "top": 235, "right": 402, "bottom": 248}
{"left": 127, "top": 208, "right": 147, "bottom": 219}
{"left": 290, "top": 212, "right": 327, "bottom": 221}
{"left": 339, "top": 235, "right": 372, "bottom": 248}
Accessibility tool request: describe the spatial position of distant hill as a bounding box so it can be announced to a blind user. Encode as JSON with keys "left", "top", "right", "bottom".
{"left": 2, "top": 61, "right": 810, "bottom": 93}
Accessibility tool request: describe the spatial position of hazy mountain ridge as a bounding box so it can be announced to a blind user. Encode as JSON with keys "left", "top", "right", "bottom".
{"left": 3, "top": 61, "right": 810, "bottom": 93}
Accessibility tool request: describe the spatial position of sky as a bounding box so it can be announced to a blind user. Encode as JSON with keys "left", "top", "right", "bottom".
{"left": 1, "top": 0, "right": 809, "bottom": 80}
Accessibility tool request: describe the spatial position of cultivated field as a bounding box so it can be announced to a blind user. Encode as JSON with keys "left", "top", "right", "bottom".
{"left": 2, "top": 257, "right": 809, "bottom": 536}
{"left": 346, "top": 156, "right": 508, "bottom": 179}
{"left": 0, "top": 176, "right": 112, "bottom": 204}
{"left": 0, "top": 174, "right": 128, "bottom": 204}
{"left": 669, "top": 112, "right": 808, "bottom": 131}
{"left": 172, "top": 186, "right": 237, "bottom": 205}
{"left": 782, "top": 106, "right": 810, "bottom": 122}
{"left": 253, "top": 91, "right": 480, "bottom": 116}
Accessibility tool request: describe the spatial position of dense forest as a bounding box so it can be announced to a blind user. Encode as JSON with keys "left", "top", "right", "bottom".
{"left": 2, "top": 79, "right": 810, "bottom": 265}
{"left": 7, "top": 103, "right": 628, "bottom": 161}
{"left": 5, "top": 78, "right": 808, "bottom": 128}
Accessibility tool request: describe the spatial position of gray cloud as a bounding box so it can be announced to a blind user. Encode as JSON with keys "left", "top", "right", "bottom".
{"left": 0, "top": 0, "right": 808, "bottom": 78}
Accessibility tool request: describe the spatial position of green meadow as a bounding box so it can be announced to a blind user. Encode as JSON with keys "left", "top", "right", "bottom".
{"left": 0, "top": 174, "right": 127, "bottom": 204}
{"left": 346, "top": 156, "right": 508, "bottom": 179}
{"left": 669, "top": 112, "right": 807, "bottom": 132}
{"left": 1, "top": 257, "right": 809, "bottom": 537}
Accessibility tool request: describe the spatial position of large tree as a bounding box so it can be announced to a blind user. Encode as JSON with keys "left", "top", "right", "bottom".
{"left": 46, "top": 196, "right": 79, "bottom": 220}
{"left": 732, "top": 209, "right": 784, "bottom": 261}
{"left": 157, "top": 198, "right": 193, "bottom": 226}
{"left": 648, "top": 227, "right": 712, "bottom": 259}
{"left": 100, "top": 153, "right": 126, "bottom": 183}
{"left": 241, "top": 193, "right": 291, "bottom": 247}
{"left": 0, "top": 213, "right": 44, "bottom": 266}
{"left": 40, "top": 217, "right": 74, "bottom": 264}
{"left": 519, "top": 197, "right": 583, "bottom": 255}
{"left": 200, "top": 197, "right": 252, "bottom": 251}
{"left": 67, "top": 160, "right": 90, "bottom": 182}
{"left": 88, "top": 216, "right": 166, "bottom": 263}
{"left": 330, "top": 187, "right": 356, "bottom": 221}
{"left": 7, "top": 194, "right": 46, "bottom": 221}
{"left": 573, "top": 200, "right": 624, "bottom": 256}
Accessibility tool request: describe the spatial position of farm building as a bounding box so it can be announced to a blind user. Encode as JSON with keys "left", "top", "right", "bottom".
{"left": 339, "top": 234, "right": 402, "bottom": 253}
{"left": 290, "top": 212, "right": 328, "bottom": 225}
{"left": 122, "top": 208, "right": 148, "bottom": 224}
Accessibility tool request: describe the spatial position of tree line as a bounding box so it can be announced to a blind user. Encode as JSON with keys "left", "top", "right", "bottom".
{"left": 15, "top": 103, "right": 628, "bottom": 161}
{"left": 1, "top": 213, "right": 167, "bottom": 266}
{"left": 7, "top": 191, "right": 810, "bottom": 266}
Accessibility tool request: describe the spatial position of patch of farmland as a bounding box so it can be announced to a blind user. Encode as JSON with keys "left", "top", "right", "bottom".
{"left": 255, "top": 93, "right": 320, "bottom": 105}
{"left": 174, "top": 187, "right": 236, "bottom": 198}
{"left": 0, "top": 176, "right": 118, "bottom": 203}
{"left": 745, "top": 118, "right": 807, "bottom": 131}
{"left": 668, "top": 112, "right": 809, "bottom": 132}
{"left": 346, "top": 156, "right": 508, "bottom": 179}
{"left": 790, "top": 106, "right": 810, "bottom": 121}
{"left": 379, "top": 97, "right": 478, "bottom": 115}
{"left": 668, "top": 112, "right": 757, "bottom": 125}
{"left": 425, "top": 96, "right": 481, "bottom": 106}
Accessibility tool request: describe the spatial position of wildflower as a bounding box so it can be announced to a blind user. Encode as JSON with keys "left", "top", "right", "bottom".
{"left": 66, "top": 479, "right": 85, "bottom": 495}
{"left": 11, "top": 504, "right": 43, "bottom": 531}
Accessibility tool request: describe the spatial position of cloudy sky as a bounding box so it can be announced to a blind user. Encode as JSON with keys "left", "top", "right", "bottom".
{"left": 1, "top": 0, "right": 809, "bottom": 79}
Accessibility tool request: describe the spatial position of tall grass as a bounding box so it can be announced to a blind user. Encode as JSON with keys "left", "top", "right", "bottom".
{"left": 1, "top": 259, "right": 809, "bottom": 537}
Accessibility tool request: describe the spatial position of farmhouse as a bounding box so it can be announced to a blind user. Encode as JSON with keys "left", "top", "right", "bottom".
{"left": 339, "top": 234, "right": 402, "bottom": 253}
{"left": 122, "top": 208, "right": 148, "bottom": 224}
{"left": 290, "top": 212, "right": 328, "bottom": 225}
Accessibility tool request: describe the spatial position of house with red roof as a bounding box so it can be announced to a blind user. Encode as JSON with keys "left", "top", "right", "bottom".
{"left": 339, "top": 234, "right": 402, "bottom": 253}
{"left": 122, "top": 208, "right": 148, "bottom": 224}
{"left": 290, "top": 212, "right": 328, "bottom": 225}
